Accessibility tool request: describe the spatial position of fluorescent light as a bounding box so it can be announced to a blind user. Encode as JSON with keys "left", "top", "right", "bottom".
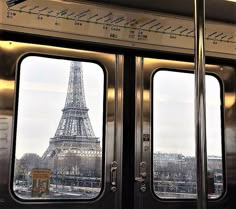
{"left": 226, "top": 0, "right": 236, "bottom": 2}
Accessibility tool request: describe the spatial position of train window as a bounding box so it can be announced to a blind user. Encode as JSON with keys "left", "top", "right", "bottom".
{"left": 13, "top": 56, "right": 105, "bottom": 200}
{"left": 152, "top": 70, "right": 223, "bottom": 199}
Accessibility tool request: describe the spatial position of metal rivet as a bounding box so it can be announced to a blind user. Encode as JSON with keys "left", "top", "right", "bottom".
{"left": 111, "top": 161, "right": 117, "bottom": 167}
{"left": 111, "top": 186, "right": 117, "bottom": 192}
{"left": 140, "top": 186, "right": 146, "bottom": 192}
{"left": 141, "top": 172, "right": 147, "bottom": 178}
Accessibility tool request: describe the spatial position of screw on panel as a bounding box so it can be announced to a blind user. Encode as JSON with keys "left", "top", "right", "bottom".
{"left": 111, "top": 186, "right": 117, "bottom": 192}
{"left": 140, "top": 184, "right": 146, "bottom": 192}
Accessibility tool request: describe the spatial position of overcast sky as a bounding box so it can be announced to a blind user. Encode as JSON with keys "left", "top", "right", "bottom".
{"left": 15, "top": 56, "right": 104, "bottom": 159}
{"left": 153, "top": 70, "right": 222, "bottom": 157}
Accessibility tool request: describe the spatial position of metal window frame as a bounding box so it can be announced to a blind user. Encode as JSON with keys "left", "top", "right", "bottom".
{"left": 150, "top": 68, "right": 225, "bottom": 200}
{"left": 13, "top": 54, "right": 107, "bottom": 202}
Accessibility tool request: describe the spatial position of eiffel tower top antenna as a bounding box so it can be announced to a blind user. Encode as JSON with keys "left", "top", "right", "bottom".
{"left": 64, "top": 62, "right": 87, "bottom": 110}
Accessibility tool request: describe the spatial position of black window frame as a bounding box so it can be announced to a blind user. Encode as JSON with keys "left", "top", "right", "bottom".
{"left": 11, "top": 53, "right": 107, "bottom": 203}
{"left": 151, "top": 68, "right": 226, "bottom": 201}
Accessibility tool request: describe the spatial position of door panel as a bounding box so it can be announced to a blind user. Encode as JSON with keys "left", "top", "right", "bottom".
{"left": 135, "top": 57, "right": 236, "bottom": 209}
{"left": 0, "top": 41, "right": 123, "bottom": 209}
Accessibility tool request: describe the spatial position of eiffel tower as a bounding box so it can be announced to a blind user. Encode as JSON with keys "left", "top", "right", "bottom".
{"left": 42, "top": 62, "right": 101, "bottom": 162}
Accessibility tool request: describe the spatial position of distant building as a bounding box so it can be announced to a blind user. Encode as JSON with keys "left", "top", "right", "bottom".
{"left": 153, "top": 152, "right": 223, "bottom": 198}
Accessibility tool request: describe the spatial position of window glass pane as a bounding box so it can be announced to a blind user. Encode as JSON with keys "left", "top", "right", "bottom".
{"left": 14, "top": 56, "right": 104, "bottom": 200}
{"left": 153, "top": 70, "right": 223, "bottom": 199}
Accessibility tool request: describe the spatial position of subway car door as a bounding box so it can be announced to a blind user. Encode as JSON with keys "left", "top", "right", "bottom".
{"left": 0, "top": 41, "right": 123, "bottom": 209}
{"left": 134, "top": 56, "right": 236, "bottom": 209}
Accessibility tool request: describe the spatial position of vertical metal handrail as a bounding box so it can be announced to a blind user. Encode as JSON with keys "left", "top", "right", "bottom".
{"left": 194, "top": 0, "right": 208, "bottom": 209}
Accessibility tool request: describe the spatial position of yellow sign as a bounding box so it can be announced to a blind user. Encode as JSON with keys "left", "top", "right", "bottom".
{"left": 32, "top": 169, "right": 51, "bottom": 197}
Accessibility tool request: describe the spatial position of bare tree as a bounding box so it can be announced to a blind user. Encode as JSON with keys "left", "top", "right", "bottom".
{"left": 16, "top": 153, "right": 43, "bottom": 181}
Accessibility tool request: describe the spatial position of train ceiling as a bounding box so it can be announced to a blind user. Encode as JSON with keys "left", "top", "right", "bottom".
{"left": 85, "top": 0, "right": 236, "bottom": 24}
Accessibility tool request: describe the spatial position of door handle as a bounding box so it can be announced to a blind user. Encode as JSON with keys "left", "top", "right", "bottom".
{"left": 110, "top": 161, "right": 117, "bottom": 192}
{"left": 135, "top": 161, "right": 147, "bottom": 192}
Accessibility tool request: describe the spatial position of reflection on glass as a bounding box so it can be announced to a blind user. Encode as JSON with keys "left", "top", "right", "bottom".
{"left": 153, "top": 70, "right": 223, "bottom": 199}
{"left": 14, "top": 56, "right": 104, "bottom": 200}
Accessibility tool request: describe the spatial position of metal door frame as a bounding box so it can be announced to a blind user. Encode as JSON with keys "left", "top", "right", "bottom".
{"left": 0, "top": 41, "right": 123, "bottom": 209}
{"left": 135, "top": 56, "right": 235, "bottom": 209}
